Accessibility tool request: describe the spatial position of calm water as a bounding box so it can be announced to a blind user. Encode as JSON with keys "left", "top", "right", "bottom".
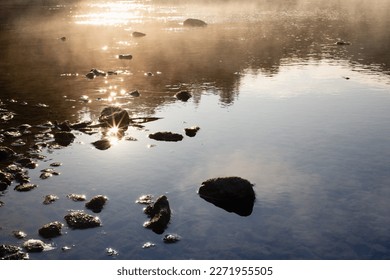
{"left": 0, "top": 0, "right": 390, "bottom": 260}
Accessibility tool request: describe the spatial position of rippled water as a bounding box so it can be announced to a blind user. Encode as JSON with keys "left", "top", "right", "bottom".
{"left": 1, "top": 0, "right": 390, "bottom": 260}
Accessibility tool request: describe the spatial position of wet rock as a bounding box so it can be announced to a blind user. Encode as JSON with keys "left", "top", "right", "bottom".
{"left": 118, "top": 54, "right": 133, "bottom": 60}
{"left": 54, "top": 131, "right": 75, "bottom": 146}
{"left": 67, "top": 194, "right": 86, "bottom": 202}
{"left": 0, "top": 146, "right": 16, "bottom": 161}
{"left": 40, "top": 172, "right": 52, "bottom": 180}
{"left": 0, "top": 244, "right": 28, "bottom": 260}
{"left": 143, "top": 195, "right": 171, "bottom": 234}
{"left": 198, "top": 177, "right": 256, "bottom": 216}
{"left": 163, "top": 234, "right": 180, "bottom": 243}
{"left": 50, "top": 162, "right": 62, "bottom": 167}
{"left": 183, "top": 18, "right": 207, "bottom": 27}
{"left": 106, "top": 247, "right": 119, "bottom": 257}
{"left": 85, "top": 195, "right": 108, "bottom": 213}
{"left": 149, "top": 131, "right": 183, "bottom": 142}
{"left": 23, "top": 239, "right": 53, "bottom": 252}
{"left": 184, "top": 126, "right": 200, "bottom": 137}
{"left": 142, "top": 242, "right": 156, "bottom": 249}
{"left": 62, "top": 246, "right": 72, "bottom": 251}
{"left": 64, "top": 211, "right": 101, "bottom": 229}
{"left": 14, "top": 172, "right": 30, "bottom": 184}
{"left": 128, "top": 90, "right": 140, "bottom": 97}
{"left": 14, "top": 183, "right": 37, "bottom": 192}
{"left": 86, "top": 68, "right": 107, "bottom": 79}
{"left": 0, "top": 170, "right": 13, "bottom": 186}
{"left": 38, "top": 221, "right": 63, "bottom": 238}
{"left": 12, "top": 230, "right": 27, "bottom": 239}
{"left": 16, "top": 158, "right": 37, "bottom": 169}
{"left": 136, "top": 194, "right": 153, "bottom": 204}
{"left": 55, "top": 120, "right": 71, "bottom": 131}
{"left": 0, "top": 201, "right": 4, "bottom": 207}
{"left": 175, "top": 90, "right": 192, "bottom": 102}
{"left": 91, "top": 139, "right": 111, "bottom": 150}
{"left": 336, "top": 40, "right": 351, "bottom": 45}
{"left": 43, "top": 194, "right": 59, "bottom": 205}
{"left": 132, "top": 31, "right": 146, "bottom": 37}
{"left": 99, "top": 106, "right": 130, "bottom": 128}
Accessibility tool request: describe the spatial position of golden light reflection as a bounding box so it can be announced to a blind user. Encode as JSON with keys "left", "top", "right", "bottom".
{"left": 73, "top": 1, "right": 148, "bottom": 26}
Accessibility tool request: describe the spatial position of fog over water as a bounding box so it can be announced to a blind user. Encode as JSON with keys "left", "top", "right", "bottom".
{"left": 0, "top": 0, "right": 389, "bottom": 260}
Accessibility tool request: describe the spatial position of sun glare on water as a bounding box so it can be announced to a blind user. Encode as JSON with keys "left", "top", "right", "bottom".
{"left": 73, "top": 1, "right": 149, "bottom": 26}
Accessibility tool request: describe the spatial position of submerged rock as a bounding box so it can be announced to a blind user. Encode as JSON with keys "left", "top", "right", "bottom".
{"left": 149, "top": 131, "right": 183, "bottom": 142}
{"left": 85, "top": 195, "right": 108, "bottom": 213}
{"left": 38, "top": 221, "right": 63, "bottom": 238}
{"left": 336, "top": 40, "right": 351, "bottom": 45}
{"left": 184, "top": 126, "right": 200, "bottom": 137}
{"left": 106, "top": 247, "right": 119, "bottom": 257}
{"left": 86, "top": 68, "right": 107, "bottom": 79}
{"left": 183, "top": 18, "right": 207, "bottom": 27}
{"left": 132, "top": 31, "right": 146, "bottom": 37}
{"left": 143, "top": 195, "right": 171, "bottom": 234}
{"left": 54, "top": 131, "right": 75, "bottom": 146}
{"left": 99, "top": 106, "right": 130, "bottom": 128}
{"left": 64, "top": 211, "right": 101, "bottom": 229}
{"left": 128, "top": 90, "right": 140, "bottom": 97}
{"left": 175, "top": 90, "right": 192, "bottom": 102}
{"left": 198, "top": 176, "right": 255, "bottom": 216}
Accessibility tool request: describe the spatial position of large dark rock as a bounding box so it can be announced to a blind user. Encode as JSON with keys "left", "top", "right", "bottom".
{"left": 99, "top": 106, "right": 130, "bottom": 128}
{"left": 85, "top": 195, "right": 108, "bottom": 213}
{"left": 64, "top": 211, "right": 101, "bottom": 229}
{"left": 39, "top": 221, "right": 63, "bottom": 238}
{"left": 198, "top": 177, "right": 256, "bottom": 216}
{"left": 0, "top": 146, "right": 16, "bottom": 161}
{"left": 175, "top": 90, "right": 192, "bottom": 102}
{"left": 143, "top": 195, "right": 171, "bottom": 234}
{"left": 149, "top": 131, "right": 183, "bottom": 142}
{"left": 54, "top": 131, "right": 75, "bottom": 146}
{"left": 183, "top": 18, "right": 207, "bottom": 27}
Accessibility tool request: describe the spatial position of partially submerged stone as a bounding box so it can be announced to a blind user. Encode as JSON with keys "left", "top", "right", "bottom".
{"left": 38, "top": 221, "right": 63, "bottom": 238}
{"left": 118, "top": 54, "right": 133, "bottom": 60}
{"left": 99, "top": 106, "right": 130, "bottom": 128}
{"left": 12, "top": 230, "right": 27, "bottom": 239}
{"left": 0, "top": 244, "right": 28, "bottom": 260}
{"left": 175, "top": 90, "right": 192, "bottom": 102}
{"left": 163, "top": 234, "right": 180, "bottom": 243}
{"left": 184, "top": 126, "right": 200, "bottom": 137}
{"left": 86, "top": 68, "right": 107, "bottom": 79}
{"left": 54, "top": 131, "right": 75, "bottom": 146}
{"left": 67, "top": 193, "right": 86, "bottom": 202}
{"left": 91, "top": 139, "right": 111, "bottom": 150}
{"left": 14, "top": 183, "right": 37, "bottom": 192}
{"left": 43, "top": 194, "right": 59, "bottom": 204}
{"left": 23, "top": 239, "right": 54, "bottom": 252}
{"left": 149, "top": 131, "right": 183, "bottom": 142}
{"left": 136, "top": 194, "right": 153, "bottom": 205}
{"left": 0, "top": 146, "right": 16, "bottom": 161}
{"left": 85, "top": 195, "right": 108, "bottom": 213}
{"left": 143, "top": 195, "right": 171, "bottom": 234}
{"left": 132, "top": 31, "right": 146, "bottom": 37}
{"left": 64, "top": 211, "right": 101, "bottom": 229}
{"left": 183, "top": 18, "right": 207, "bottom": 27}
{"left": 198, "top": 177, "right": 256, "bottom": 216}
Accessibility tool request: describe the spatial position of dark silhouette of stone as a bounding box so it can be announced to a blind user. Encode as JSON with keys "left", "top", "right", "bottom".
{"left": 143, "top": 195, "right": 171, "bottom": 234}
{"left": 0, "top": 146, "right": 16, "bottom": 161}
{"left": 14, "top": 183, "right": 37, "bottom": 192}
{"left": 64, "top": 211, "right": 101, "bottom": 229}
{"left": 132, "top": 31, "right": 146, "bottom": 37}
{"left": 85, "top": 195, "right": 108, "bottom": 213}
{"left": 198, "top": 177, "right": 256, "bottom": 216}
{"left": 43, "top": 194, "right": 59, "bottom": 205}
{"left": 175, "top": 90, "right": 192, "bottom": 101}
{"left": 184, "top": 126, "right": 200, "bottom": 137}
{"left": 163, "top": 234, "right": 180, "bottom": 243}
{"left": 183, "top": 18, "right": 207, "bottom": 27}
{"left": 54, "top": 131, "right": 75, "bottom": 146}
{"left": 149, "top": 131, "right": 183, "bottom": 142}
{"left": 38, "top": 221, "right": 63, "bottom": 238}
{"left": 99, "top": 106, "right": 130, "bottom": 128}
{"left": 118, "top": 54, "right": 133, "bottom": 59}
{"left": 91, "top": 139, "right": 111, "bottom": 150}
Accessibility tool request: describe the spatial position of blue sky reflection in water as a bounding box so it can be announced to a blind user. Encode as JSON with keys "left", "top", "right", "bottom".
{"left": 0, "top": 0, "right": 390, "bottom": 259}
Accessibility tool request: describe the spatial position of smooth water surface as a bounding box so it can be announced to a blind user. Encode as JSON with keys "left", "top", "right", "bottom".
{"left": 0, "top": 0, "right": 390, "bottom": 260}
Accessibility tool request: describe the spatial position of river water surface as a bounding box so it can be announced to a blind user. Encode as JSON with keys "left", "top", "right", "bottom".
{"left": 0, "top": 0, "right": 390, "bottom": 260}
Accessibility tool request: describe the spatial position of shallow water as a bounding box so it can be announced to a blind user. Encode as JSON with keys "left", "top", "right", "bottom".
{"left": 0, "top": 0, "right": 390, "bottom": 260}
